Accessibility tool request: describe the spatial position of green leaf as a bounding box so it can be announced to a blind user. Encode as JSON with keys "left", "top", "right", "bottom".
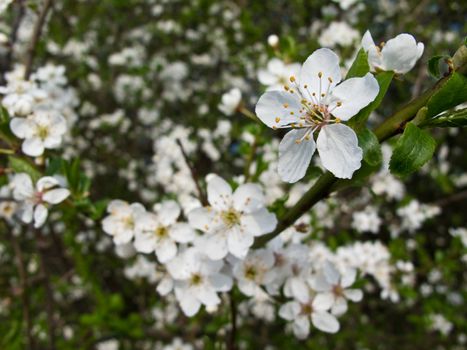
{"left": 8, "top": 156, "right": 42, "bottom": 182}
{"left": 426, "top": 72, "right": 467, "bottom": 118}
{"left": 0, "top": 106, "right": 9, "bottom": 123}
{"left": 348, "top": 71, "right": 394, "bottom": 128}
{"left": 420, "top": 107, "right": 467, "bottom": 128}
{"left": 427, "top": 55, "right": 450, "bottom": 78}
{"left": 346, "top": 48, "right": 370, "bottom": 79}
{"left": 389, "top": 122, "right": 437, "bottom": 177}
{"left": 357, "top": 128, "right": 382, "bottom": 166}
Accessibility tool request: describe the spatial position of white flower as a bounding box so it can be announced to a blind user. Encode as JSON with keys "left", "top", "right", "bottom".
{"left": 188, "top": 174, "right": 277, "bottom": 260}
{"left": 232, "top": 248, "right": 276, "bottom": 296}
{"left": 255, "top": 48, "right": 379, "bottom": 182}
{"left": 258, "top": 58, "right": 301, "bottom": 91}
{"left": 0, "top": 79, "right": 46, "bottom": 116}
{"left": 10, "top": 110, "right": 67, "bottom": 157}
{"left": 351, "top": 206, "right": 381, "bottom": 234}
{"left": 362, "top": 31, "right": 424, "bottom": 74}
{"left": 279, "top": 293, "right": 340, "bottom": 337}
{"left": 11, "top": 173, "right": 70, "bottom": 228}
{"left": 167, "top": 247, "right": 232, "bottom": 316}
{"left": 318, "top": 22, "right": 360, "bottom": 48}
{"left": 134, "top": 200, "right": 195, "bottom": 263}
{"left": 218, "top": 88, "right": 242, "bottom": 115}
{"left": 312, "top": 261, "right": 363, "bottom": 316}
{"left": 102, "top": 200, "right": 146, "bottom": 245}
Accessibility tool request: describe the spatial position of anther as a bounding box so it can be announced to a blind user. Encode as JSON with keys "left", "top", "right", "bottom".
{"left": 318, "top": 72, "right": 323, "bottom": 78}
{"left": 275, "top": 117, "right": 280, "bottom": 123}
{"left": 290, "top": 76, "right": 296, "bottom": 82}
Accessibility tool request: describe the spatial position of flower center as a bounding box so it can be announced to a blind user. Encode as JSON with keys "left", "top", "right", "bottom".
{"left": 300, "top": 303, "right": 313, "bottom": 315}
{"left": 332, "top": 284, "right": 344, "bottom": 297}
{"left": 244, "top": 265, "right": 257, "bottom": 280}
{"left": 154, "top": 226, "right": 168, "bottom": 238}
{"left": 221, "top": 208, "right": 240, "bottom": 228}
{"left": 37, "top": 126, "right": 50, "bottom": 139}
{"left": 190, "top": 273, "right": 203, "bottom": 286}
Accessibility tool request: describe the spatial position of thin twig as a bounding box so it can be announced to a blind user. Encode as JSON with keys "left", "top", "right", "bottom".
{"left": 176, "top": 139, "right": 208, "bottom": 206}
{"left": 10, "top": 233, "right": 34, "bottom": 349}
{"left": 431, "top": 189, "right": 467, "bottom": 207}
{"left": 34, "top": 229, "right": 56, "bottom": 350}
{"left": 24, "top": 0, "right": 54, "bottom": 80}
{"left": 243, "top": 138, "right": 258, "bottom": 182}
{"left": 227, "top": 291, "right": 238, "bottom": 350}
{"left": 1, "top": 0, "right": 25, "bottom": 84}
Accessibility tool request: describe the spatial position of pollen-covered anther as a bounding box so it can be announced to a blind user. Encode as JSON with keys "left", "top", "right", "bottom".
{"left": 289, "top": 75, "right": 296, "bottom": 83}
{"left": 275, "top": 117, "right": 280, "bottom": 123}
{"left": 318, "top": 72, "right": 323, "bottom": 78}
{"left": 283, "top": 103, "right": 289, "bottom": 108}
{"left": 284, "top": 85, "right": 290, "bottom": 91}
{"left": 295, "top": 139, "right": 302, "bottom": 144}
{"left": 299, "top": 122, "right": 304, "bottom": 127}
{"left": 328, "top": 77, "right": 333, "bottom": 83}
{"left": 290, "top": 112, "right": 294, "bottom": 115}
{"left": 335, "top": 118, "right": 341, "bottom": 123}
{"left": 304, "top": 84, "right": 308, "bottom": 88}
{"left": 336, "top": 101, "right": 342, "bottom": 107}
{"left": 305, "top": 135, "right": 311, "bottom": 140}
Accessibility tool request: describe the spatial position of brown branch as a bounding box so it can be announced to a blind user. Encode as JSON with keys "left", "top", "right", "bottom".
{"left": 431, "top": 189, "right": 467, "bottom": 207}
{"left": 227, "top": 291, "right": 238, "bottom": 350}
{"left": 34, "top": 228, "right": 56, "bottom": 350}
{"left": 1, "top": 0, "right": 25, "bottom": 84}
{"left": 10, "top": 233, "right": 34, "bottom": 349}
{"left": 176, "top": 138, "right": 208, "bottom": 206}
{"left": 23, "top": 0, "right": 54, "bottom": 80}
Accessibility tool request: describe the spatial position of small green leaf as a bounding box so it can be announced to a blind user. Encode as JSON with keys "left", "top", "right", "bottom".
{"left": 427, "top": 55, "right": 450, "bottom": 78}
{"left": 357, "top": 128, "right": 382, "bottom": 166}
{"left": 420, "top": 108, "right": 467, "bottom": 128}
{"left": 0, "top": 106, "right": 9, "bottom": 123}
{"left": 389, "top": 123, "right": 437, "bottom": 177}
{"left": 346, "top": 48, "right": 370, "bottom": 79}
{"left": 348, "top": 71, "right": 394, "bottom": 128}
{"left": 8, "top": 156, "right": 42, "bottom": 182}
{"left": 426, "top": 72, "right": 467, "bottom": 118}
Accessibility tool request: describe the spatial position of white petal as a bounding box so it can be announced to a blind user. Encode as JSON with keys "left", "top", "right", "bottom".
{"left": 18, "top": 202, "right": 34, "bottom": 224}
{"left": 11, "top": 173, "right": 34, "bottom": 200}
{"left": 278, "top": 129, "right": 316, "bottom": 183}
{"left": 288, "top": 278, "right": 310, "bottom": 304}
{"left": 232, "top": 183, "right": 265, "bottom": 213}
{"left": 206, "top": 174, "right": 232, "bottom": 210}
{"left": 293, "top": 316, "right": 311, "bottom": 339}
{"left": 155, "top": 239, "right": 177, "bottom": 263}
{"left": 331, "top": 297, "right": 348, "bottom": 316}
{"left": 323, "top": 261, "right": 340, "bottom": 285}
{"left": 312, "top": 292, "right": 335, "bottom": 311}
{"left": 299, "top": 48, "right": 342, "bottom": 98}
{"left": 316, "top": 124, "right": 362, "bottom": 179}
{"left": 255, "top": 90, "right": 302, "bottom": 128}
{"left": 240, "top": 208, "right": 277, "bottom": 236}
{"left": 133, "top": 233, "right": 156, "bottom": 253}
{"left": 156, "top": 200, "right": 181, "bottom": 226}
{"left": 361, "top": 30, "right": 375, "bottom": 51}
{"left": 227, "top": 226, "right": 254, "bottom": 259}
{"left": 187, "top": 207, "right": 216, "bottom": 232}
{"left": 169, "top": 223, "right": 195, "bottom": 243}
{"left": 210, "top": 273, "right": 233, "bottom": 292}
{"left": 10, "top": 118, "right": 34, "bottom": 138}
{"left": 329, "top": 73, "right": 379, "bottom": 121}
{"left": 196, "top": 286, "right": 221, "bottom": 307}
{"left": 344, "top": 288, "right": 363, "bottom": 302}
{"left": 341, "top": 268, "right": 357, "bottom": 288}
{"left": 22, "top": 137, "right": 44, "bottom": 157}
{"left": 33, "top": 204, "right": 48, "bottom": 228}
{"left": 178, "top": 292, "right": 201, "bottom": 317}
{"left": 381, "top": 33, "right": 424, "bottom": 74}
{"left": 311, "top": 311, "right": 340, "bottom": 333}
{"left": 43, "top": 188, "right": 70, "bottom": 204}
{"left": 37, "top": 177, "right": 59, "bottom": 192}
{"left": 278, "top": 301, "right": 300, "bottom": 321}
{"left": 203, "top": 233, "right": 229, "bottom": 260}
{"left": 156, "top": 277, "right": 173, "bottom": 296}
